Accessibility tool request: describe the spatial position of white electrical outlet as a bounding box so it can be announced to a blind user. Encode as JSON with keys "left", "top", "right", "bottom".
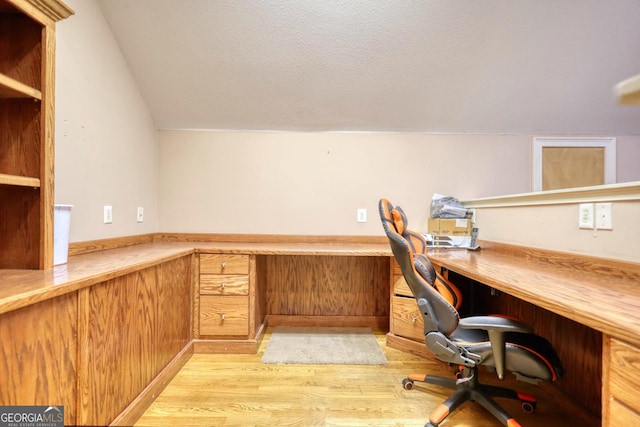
{"left": 595, "top": 203, "right": 613, "bottom": 230}
{"left": 578, "top": 203, "right": 594, "bottom": 229}
{"left": 137, "top": 207, "right": 144, "bottom": 223}
{"left": 104, "top": 205, "right": 113, "bottom": 224}
{"left": 357, "top": 208, "right": 367, "bottom": 223}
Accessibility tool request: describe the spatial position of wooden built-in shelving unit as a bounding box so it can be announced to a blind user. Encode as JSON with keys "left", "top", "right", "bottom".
{"left": 0, "top": 0, "right": 72, "bottom": 269}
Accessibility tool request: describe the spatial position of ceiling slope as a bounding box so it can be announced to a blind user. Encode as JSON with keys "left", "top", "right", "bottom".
{"left": 97, "top": 0, "right": 640, "bottom": 133}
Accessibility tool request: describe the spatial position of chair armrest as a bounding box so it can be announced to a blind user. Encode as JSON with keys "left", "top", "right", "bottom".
{"left": 459, "top": 316, "right": 533, "bottom": 380}
{"left": 459, "top": 316, "right": 533, "bottom": 334}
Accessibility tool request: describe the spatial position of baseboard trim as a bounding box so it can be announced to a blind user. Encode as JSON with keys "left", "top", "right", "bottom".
{"left": 68, "top": 233, "right": 155, "bottom": 256}
{"left": 267, "top": 315, "right": 389, "bottom": 330}
{"left": 193, "top": 338, "right": 261, "bottom": 354}
{"left": 110, "top": 341, "right": 194, "bottom": 426}
{"left": 68, "top": 233, "right": 388, "bottom": 256}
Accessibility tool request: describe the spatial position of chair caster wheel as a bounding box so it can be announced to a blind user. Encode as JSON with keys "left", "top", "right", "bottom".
{"left": 521, "top": 400, "right": 536, "bottom": 413}
{"left": 402, "top": 378, "right": 414, "bottom": 390}
{"left": 425, "top": 422, "right": 437, "bottom": 427}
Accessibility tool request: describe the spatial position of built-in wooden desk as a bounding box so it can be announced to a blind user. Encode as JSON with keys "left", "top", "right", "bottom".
{"left": 0, "top": 237, "right": 392, "bottom": 426}
{"left": 426, "top": 242, "right": 640, "bottom": 347}
{"left": 425, "top": 242, "right": 640, "bottom": 426}
{"left": 1, "top": 236, "right": 637, "bottom": 426}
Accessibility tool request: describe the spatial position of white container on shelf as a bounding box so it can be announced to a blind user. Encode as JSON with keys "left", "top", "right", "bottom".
{"left": 54, "top": 204, "right": 73, "bottom": 265}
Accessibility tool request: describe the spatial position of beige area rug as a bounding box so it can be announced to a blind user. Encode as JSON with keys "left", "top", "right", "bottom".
{"left": 261, "top": 326, "right": 388, "bottom": 365}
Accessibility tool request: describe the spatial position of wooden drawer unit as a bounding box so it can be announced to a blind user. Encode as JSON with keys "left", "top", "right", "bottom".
{"left": 392, "top": 295, "right": 425, "bottom": 342}
{"left": 606, "top": 338, "right": 640, "bottom": 423}
{"left": 200, "top": 295, "right": 249, "bottom": 336}
{"left": 199, "top": 253, "right": 250, "bottom": 337}
{"left": 390, "top": 259, "right": 424, "bottom": 343}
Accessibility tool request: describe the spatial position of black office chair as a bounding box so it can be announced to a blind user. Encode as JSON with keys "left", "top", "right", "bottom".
{"left": 379, "top": 198, "right": 564, "bottom": 427}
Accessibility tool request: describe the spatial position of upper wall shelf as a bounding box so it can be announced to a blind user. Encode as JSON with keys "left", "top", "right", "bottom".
{"left": 462, "top": 182, "right": 640, "bottom": 208}
{"left": 616, "top": 74, "right": 640, "bottom": 105}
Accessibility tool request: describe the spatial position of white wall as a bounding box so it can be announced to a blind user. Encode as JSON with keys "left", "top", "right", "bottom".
{"left": 158, "top": 130, "right": 640, "bottom": 237}
{"left": 475, "top": 201, "right": 640, "bottom": 263}
{"left": 55, "top": 0, "right": 158, "bottom": 242}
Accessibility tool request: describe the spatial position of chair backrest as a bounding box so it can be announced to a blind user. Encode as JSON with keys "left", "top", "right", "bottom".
{"left": 379, "top": 198, "right": 460, "bottom": 336}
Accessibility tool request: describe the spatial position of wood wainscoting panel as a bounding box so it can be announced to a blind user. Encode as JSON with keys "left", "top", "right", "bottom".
{"left": 264, "top": 255, "right": 390, "bottom": 317}
{"left": 78, "top": 268, "right": 157, "bottom": 426}
{"left": 0, "top": 292, "right": 78, "bottom": 426}
{"left": 155, "top": 256, "right": 192, "bottom": 370}
{"left": 77, "top": 256, "right": 193, "bottom": 426}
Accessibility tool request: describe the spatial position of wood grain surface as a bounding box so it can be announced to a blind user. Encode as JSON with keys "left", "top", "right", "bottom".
{"left": 427, "top": 241, "right": 640, "bottom": 348}
{"left": 263, "top": 255, "right": 390, "bottom": 317}
{"left": 135, "top": 328, "right": 598, "bottom": 427}
{"left": 0, "top": 293, "right": 78, "bottom": 426}
{"left": 608, "top": 338, "right": 640, "bottom": 413}
{"left": 2, "top": 236, "right": 640, "bottom": 425}
{"left": 77, "top": 257, "right": 192, "bottom": 425}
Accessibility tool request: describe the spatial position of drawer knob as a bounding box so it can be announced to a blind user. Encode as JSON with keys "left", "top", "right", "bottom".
{"left": 220, "top": 313, "right": 226, "bottom": 320}
{"left": 221, "top": 262, "right": 227, "bottom": 269}
{"left": 412, "top": 317, "right": 417, "bottom": 323}
{"left": 221, "top": 282, "right": 226, "bottom": 288}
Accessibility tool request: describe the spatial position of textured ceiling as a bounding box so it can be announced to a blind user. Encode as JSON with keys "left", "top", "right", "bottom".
{"left": 97, "top": 0, "right": 640, "bottom": 133}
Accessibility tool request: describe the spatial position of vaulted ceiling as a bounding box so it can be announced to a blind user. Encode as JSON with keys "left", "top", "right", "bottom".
{"left": 98, "top": 0, "right": 640, "bottom": 133}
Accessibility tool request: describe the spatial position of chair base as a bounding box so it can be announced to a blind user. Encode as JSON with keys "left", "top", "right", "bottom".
{"left": 403, "top": 367, "right": 537, "bottom": 427}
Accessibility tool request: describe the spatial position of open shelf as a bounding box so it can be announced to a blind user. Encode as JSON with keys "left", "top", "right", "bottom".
{"left": 0, "top": 173, "right": 40, "bottom": 187}
{"left": 0, "top": 73, "right": 42, "bottom": 99}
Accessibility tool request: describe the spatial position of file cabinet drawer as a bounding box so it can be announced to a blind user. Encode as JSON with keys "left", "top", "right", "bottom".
{"left": 200, "top": 295, "right": 249, "bottom": 336}
{"left": 200, "top": 275, "right": 249, "bottom": 295}
{"left": 200, "top": 254, "right": 249, "bottom": 275}
{"left": 392, "top": 295, "right": 424, "bottom": 342}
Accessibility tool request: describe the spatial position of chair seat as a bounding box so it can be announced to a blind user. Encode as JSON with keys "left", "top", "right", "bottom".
{"left": 451, "top": 327, "right": 564, "bottom": 382}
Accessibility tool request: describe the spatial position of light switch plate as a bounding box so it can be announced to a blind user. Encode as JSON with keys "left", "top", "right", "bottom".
{"left": 595, "top": 203, "right": 612, "bottom": 230}
{"left": 357, "top": 208, "right": 367, "bottom": 223}
{"left": 104, "top": 205, "right": 113, "bottom": 224}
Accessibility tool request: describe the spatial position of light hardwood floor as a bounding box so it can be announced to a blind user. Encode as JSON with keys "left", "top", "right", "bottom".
{"left": 134, "top": 329, "right": 595, "bottom": 427}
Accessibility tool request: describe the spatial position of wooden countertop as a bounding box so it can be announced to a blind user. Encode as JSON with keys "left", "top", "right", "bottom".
{"left": 2, "top": 236, "right": 639, "bottom": 348}
{"left": 0, "top": 240, "right": 391, "bottom": 316}
{"left": 427, "top": 242, "right": 640, "bottom": 347}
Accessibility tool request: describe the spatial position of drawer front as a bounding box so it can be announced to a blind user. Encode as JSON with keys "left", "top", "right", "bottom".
{"left": 609, "top": 338, "right": 640, "bottom": 413}
{"left": 200, "top": 254, "right": 249, "bottom": 275}
{"left": 392, "top": 295, "right": 424, "bottom": 342}
{"left": 394, "top": 275, "right": 413, "bottom": 297}
{"left": 200, "top": 275, "right": 249, "bottom": 295}
{"left": 200, "top": 295, "right": 249, "bottom": 336}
